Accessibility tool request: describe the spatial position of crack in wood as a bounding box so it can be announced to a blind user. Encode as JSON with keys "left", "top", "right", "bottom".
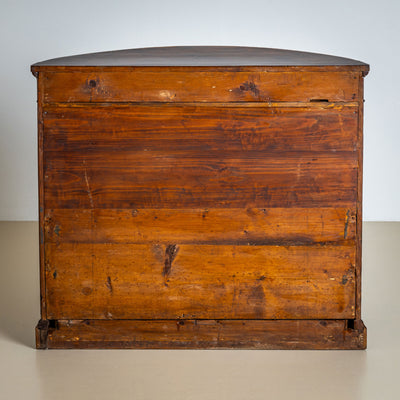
{"left": 83, "top": 165, "right": 94, "bottom": 209}
{"left": 106, "top": 276, "right": 113, "bottom": 294}
{"left": 163, "top": 244, "right": 179, "bottom": 281}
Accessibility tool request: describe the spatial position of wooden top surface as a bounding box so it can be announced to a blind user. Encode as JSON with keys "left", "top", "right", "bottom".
{"left": 32, "top": 46, "right": 368, "bottom": 69}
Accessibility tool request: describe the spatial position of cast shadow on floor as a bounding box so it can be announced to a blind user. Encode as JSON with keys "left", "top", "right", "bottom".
{"left": 0, "top": 222, "right": 40, "bottom": 348}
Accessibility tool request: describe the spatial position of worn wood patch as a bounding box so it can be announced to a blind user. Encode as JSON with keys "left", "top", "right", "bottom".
{"left": 45, "top": 243, "right": 356, "bottom": 320}
{"left": 44, "top": 208, "right": 356, "bottom": 244}
{"left": 44, "top": 319, "right": 366, "bottom": 350}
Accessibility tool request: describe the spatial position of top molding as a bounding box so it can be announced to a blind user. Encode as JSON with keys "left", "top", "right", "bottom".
{"left": 31, "top": 46, "right": 369, "bottom": 72}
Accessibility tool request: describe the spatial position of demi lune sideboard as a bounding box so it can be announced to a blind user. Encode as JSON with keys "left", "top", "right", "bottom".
{"left": 31, "top": 46, "right": 369, "bottom": 349}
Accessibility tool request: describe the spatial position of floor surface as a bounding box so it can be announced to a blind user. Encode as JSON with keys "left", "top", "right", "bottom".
{"left": 0, "top": 221, "right": 399, "bottom": 399}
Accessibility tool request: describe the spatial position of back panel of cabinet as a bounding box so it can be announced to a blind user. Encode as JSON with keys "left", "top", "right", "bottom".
{"left": 42, "top": 103, "right": 358, "bottom": 321}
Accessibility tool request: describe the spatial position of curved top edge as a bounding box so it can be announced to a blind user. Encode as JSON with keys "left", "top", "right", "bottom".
{"left": 31, "top": 46, "right": 369, "bottom": 69}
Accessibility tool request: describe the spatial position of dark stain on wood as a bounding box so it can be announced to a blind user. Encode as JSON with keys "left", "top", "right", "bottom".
{"left": 106, "top": 276, "right": 113, "bottom": 294}
{"left": 232, "top": 81, "right": 261, "bottom": 98}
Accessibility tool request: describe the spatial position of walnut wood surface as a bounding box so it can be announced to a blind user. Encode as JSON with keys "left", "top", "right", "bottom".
{"left": 32, "top": 46, "right": 368, "bottom": 349}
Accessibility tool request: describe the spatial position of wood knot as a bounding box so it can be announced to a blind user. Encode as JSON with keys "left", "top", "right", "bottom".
{"left": 82, "top": 287, "right": 93, "bottom": 296}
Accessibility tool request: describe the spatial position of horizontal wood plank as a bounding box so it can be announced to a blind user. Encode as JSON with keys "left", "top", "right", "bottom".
{"left": 43, "top": 150, "right": 357, "bottom": 208}
{"left": 44, "top": 208, "right": 356, "bottom": 244}
{"left": 43, "top": 104, "right": 358, "bottom": 153}
{"left": 44, "top": 319, "right": 367, "bottom": 350}
{"left": 45, "top": 243, "right": 356, "bottom": 320}
{"left": 42, "top": 71, "right": 360, "bottom": 103}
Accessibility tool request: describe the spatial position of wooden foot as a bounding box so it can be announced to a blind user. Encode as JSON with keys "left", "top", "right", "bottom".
{"left": 40, "top": 319, "right": 366, "bottom": 350}
{"left": 35, "top": 319, "right": 50, "bottom": 349}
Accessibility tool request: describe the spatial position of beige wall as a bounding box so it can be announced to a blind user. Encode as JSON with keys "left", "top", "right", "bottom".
{"left": 0, "top": 0, "right": 399, "bottom": 220}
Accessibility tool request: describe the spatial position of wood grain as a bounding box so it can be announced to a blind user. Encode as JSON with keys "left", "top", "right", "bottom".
{"left": 44, "top": 319, "right": 367, "bottom": 350}
{"left": 44, "top": 208, "right": 356, "bottom": 244}
{"left": 43, "top": 103, "right": 358, "bottom": 209}
{"left": 41, "top": 71, "right": 360, "bottom": 103}
{"left": 43, "top": 104, "right": 358, "bottom": 153}
{"left": 43, "top": 149, "right": 357, "bottom": 209}
{"left": 45, "top": 243, "right": 356, "bottom": 320}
